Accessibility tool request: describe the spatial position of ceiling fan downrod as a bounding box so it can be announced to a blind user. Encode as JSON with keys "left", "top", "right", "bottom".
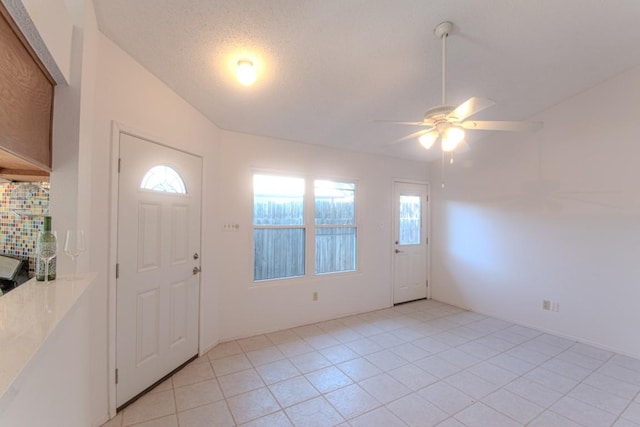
{"left": 434, "top": 21, "right": 453, "bottom": 106}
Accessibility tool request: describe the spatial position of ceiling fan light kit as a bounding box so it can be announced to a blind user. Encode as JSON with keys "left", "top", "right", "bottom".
{"left": 379, "top": 20, "right": 543, "bottom": 161}
{"left": 418, "top": 130, "right": 438, "bottom": 149}
{"left": 442, "top": 126, "right": 465, "bottom": 151}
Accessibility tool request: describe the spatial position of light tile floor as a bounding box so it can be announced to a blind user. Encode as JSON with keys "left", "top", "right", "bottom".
{"left": 102, "top": 300, "right": 640, "bottom": 427}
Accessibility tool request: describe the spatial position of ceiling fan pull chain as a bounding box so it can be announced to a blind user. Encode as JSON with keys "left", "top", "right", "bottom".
{"left": 441, "top": 149, "right": 446, "bottom": 188}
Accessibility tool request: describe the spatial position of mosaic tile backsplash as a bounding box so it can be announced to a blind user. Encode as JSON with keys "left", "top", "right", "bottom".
{"left": 0, "top": 182, "right": 50, "bottom": 275}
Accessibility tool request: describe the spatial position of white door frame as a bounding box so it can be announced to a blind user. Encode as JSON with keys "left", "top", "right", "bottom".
{"left": 391, "top": 179, "right": 431, "bottom": 305}
{"left": 107, "top": 121, "right": 204, "bottom": 416}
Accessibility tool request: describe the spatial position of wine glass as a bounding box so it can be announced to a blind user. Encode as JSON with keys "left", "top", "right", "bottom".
{"left": 64, "top": 229, "right": 86, "bottom": 280}
{"left": 36, "top": 230, "right": 57, "bottom": 284}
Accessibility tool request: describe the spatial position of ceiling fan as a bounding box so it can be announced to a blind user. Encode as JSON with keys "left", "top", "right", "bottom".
{"left": 380, "top": 21, "right": 542, "bottom": 153}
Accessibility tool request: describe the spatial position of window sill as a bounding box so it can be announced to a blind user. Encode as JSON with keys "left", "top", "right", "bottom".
{"left": 250, "top": 269, "right": 362, "bottom": 287}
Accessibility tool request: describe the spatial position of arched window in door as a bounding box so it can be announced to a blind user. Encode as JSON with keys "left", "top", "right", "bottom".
{"left": 140, "top": 165, "right": 187, "bottom": 194}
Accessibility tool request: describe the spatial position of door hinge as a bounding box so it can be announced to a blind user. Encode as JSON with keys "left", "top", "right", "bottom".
{"left": 426, "top": 280, "right": 429, "bottom": 288}
{"left": 426, "top": 237, "right": 429, "bottom": 245}
{"left": 118, "top": 158, "right": 121, "bottom": 173}
{"left": 115, "top": 369, "right": 119, "bottom": 384}
{"left": 115, "top": 263, "right": 119, "bottom": 279}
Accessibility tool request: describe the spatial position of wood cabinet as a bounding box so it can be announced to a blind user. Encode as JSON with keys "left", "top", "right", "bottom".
{"left": 0, "top": 3, "right": 54, "bottom": 181}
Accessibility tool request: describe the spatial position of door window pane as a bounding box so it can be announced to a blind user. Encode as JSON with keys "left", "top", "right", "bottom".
{"left": 315, "top": 227, "right": 356, "bottom": 274}
{"left": 399, "top": 195, "right": 421, "bottom": 245}
{"left": 254, "top": 228, "right": 305, "bottom": 281}
{"left": 140, "top": 165, "right": 187, "bottom": 194}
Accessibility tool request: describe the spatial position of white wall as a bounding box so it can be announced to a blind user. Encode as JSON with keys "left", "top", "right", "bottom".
{"left": 430, "top": 65, "right": 640, "bottom": 358}
{"left": 216, "top": 130, "right": 429, "bottom": 340}
{"left": 90, "top": 30, "right": 431, "bottom": 420}
{"left": 90, "top": 33, "right": 222, "bottom": 422}
{"left": 0, "top": 0, "right": 98, "bottom": 426}
{"left": 12, "top": 0, "right": 640, "bottom": 422}
{"left": 0, "top": 292, "right": 92, "bottom": 426}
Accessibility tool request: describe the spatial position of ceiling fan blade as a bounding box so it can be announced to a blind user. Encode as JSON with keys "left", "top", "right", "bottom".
{"left": 373, "top": 120, "right": 430, "bottom": 126}
{"left": 388, "top": 128, "right": 434, "bottom": 145}
{"left": 461, "top": 120, "right": 543, "bottom": 132}
{"left": 447, "top": 97, "right": 496, "bottom": 121}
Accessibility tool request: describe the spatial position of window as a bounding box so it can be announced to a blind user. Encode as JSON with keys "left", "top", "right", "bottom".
{"left": 315, "top": 180, "right": 356, "bottom": 274}
{"left": 398, "top": 195, "right": 421, "bottom": 245}
{"left": 253, "top": 175, "right": 305, "bottom": 281}
{"left": 141, "top": 165, "right": 187, "bottom": 194}
{"left": 253, "top": 174, "right": 357, "bottom": 281}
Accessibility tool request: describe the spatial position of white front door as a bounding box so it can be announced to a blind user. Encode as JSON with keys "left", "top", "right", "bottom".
{"left": 116, "top": 133, "right": 202, "bottom": 407}
{"left": 393, "top": 182, "right": 428, "bottom": 304}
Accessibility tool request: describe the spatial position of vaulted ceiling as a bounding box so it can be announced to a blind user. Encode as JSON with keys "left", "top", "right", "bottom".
{"left": 93, "top": 0, "right": 640, "bottom": 161}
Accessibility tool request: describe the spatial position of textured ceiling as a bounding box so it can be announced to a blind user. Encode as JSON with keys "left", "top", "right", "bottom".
{"left": 93, "top": 0, "right": 640, "bottom": 162}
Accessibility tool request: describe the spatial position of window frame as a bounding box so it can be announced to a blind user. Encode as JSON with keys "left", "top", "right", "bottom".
{"left": 252, "top": 173, "right": 307, "bottom": 282}
{"left": 252, "top": 171, "right": 359, "bottom": 283}
{"left": 313, "top": 179, "right": 357, "bottom": 275}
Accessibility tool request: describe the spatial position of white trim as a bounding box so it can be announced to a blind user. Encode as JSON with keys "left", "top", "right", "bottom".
{"left": 250, "top": 170, "right": 362, "bottom": 284}
{"left": 107, "top": 121, "right": 119, "bottom": 417}
{"left": 426, "top": 182, "right": 431, "bottom": 301}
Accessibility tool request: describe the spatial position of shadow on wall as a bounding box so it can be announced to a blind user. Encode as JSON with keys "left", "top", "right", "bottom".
{"left": 439, "top": 132, "right": 636, "bottom": 216}
{"left": 437, "top": 201, "right": 536, "bottom": 308}
{"left": 430, "top": 66, "right": 640, "bottom": 357}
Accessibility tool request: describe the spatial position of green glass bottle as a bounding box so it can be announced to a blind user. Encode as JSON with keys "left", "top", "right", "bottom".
{"left": 36, "top": 216, "right": 57, "bottom": 281}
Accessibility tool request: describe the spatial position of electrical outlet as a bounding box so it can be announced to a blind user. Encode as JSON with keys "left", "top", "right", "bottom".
{"left": 312, "top": 292, "right": 318, "bottom": 301}
{"left": 542, "top": 300, "right": 551, "bottom": 310}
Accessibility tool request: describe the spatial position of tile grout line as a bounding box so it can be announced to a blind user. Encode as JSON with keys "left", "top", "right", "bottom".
{"left": 116, "top": 301, "right": 640, "bottom": 427}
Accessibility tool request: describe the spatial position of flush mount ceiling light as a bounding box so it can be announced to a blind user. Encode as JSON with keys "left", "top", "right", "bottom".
{"left": 378, "top": 21, "right": 542, "bottom": 155}
{"left": 236, "top": 59, "right": 256, "bottom": 86}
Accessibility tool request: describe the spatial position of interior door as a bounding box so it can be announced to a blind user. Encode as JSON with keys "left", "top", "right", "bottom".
{"left": 393, "top": 182, "right": 428, "bottom": 304}
{"left": 116, "top": 133, "right": 202, "bottom": 407}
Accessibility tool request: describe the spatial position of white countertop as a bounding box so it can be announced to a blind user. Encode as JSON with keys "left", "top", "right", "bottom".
{"left": 0, "top": 274, "right": 95, "bottom": 403}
